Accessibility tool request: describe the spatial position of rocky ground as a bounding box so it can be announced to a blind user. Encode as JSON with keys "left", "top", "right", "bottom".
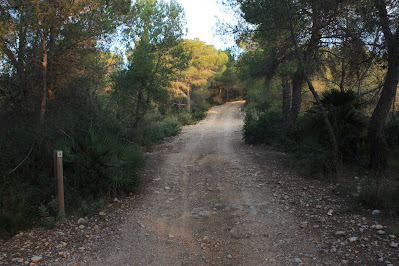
{"left": 0, "top": 101, "right": 398, "bottom": 265}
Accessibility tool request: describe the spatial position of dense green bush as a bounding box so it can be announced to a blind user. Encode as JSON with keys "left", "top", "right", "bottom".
{"left": 359, "top": 178, "right": 399, "bottom": 214}
{"left": 140, "top": 117, "right": 181, "bottom": 147}
{"left": 243, "top": 109, "right": 282, "bottom": 144}
{"left": 0, "top": 125, "right": 56, "bottom": 239}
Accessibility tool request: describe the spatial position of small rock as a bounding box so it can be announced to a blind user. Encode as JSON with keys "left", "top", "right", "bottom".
{"left": 79, "top": 225, "right": 85, "bottom": 230}
{"left": 372, "top": 210, "right": 381, "bottom": 215}
{"left": 389, "top": 241, "right": 398, "bottom": 248}
{"left": 93, "top": 225, "right": 100, "bottom": 231}
{"left": 327, "top": 209, "right": 334, "bottom": 216}
{"left": 377, "top": 230, "right": 386, "bottom": 235}
{"left": 375, "top": 225, "right": 384, "bottom": 230}
{"left": 349, "top": 237, "right": 358, "bottom": 242}
{"left": 335, "top": 231, "right": 347, "bottom": 237}
{"left": 227, "top": 254, "right": 233, "bottom": 259}
{"left": 18, "top": 258, "right": 24, "bottom": 263}
{"left": 99, "top": 212, "right": 106, "bottom": 216}
{"left": 294, "top": 258, "right": 302, "bottom": 263}
{"left": 300, "top": 222, "right": 308, "bottom": 229}
{"left": 31, "top": 256, "right": 43, "bottom": 263}
{"left": 113, "top": 198, "right": 119, "bottom": 203}
{"left": 165, "top": 186, "right": 171, "bottom": 190}
{"left": 77, "top": 218, "right": 85, "bottom": 224}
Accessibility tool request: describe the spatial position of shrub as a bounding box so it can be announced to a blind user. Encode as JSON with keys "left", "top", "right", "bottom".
{"left": 56, "top": 128, "right": 146, "bottom": 206}
{"left": 140, "top": 117, "right": 180, "bottom": 146}
{"left": 359, "top": 178, "right": 399, "bottom": 214}
{"left": 243, "top": 109, "right": 282, "bottom": 144}
{"left": 192, "top": 111, "right": 207, "bottom": 121}
{"left": 177, "top": 112, "right": 194, "bottom": 125}
{"left": 0, "top": 124, "right": 55, "bottom": 239}
{"left": 287, "top": 141, "right": 329, "bottom": 179}
{"left": 319, "top": 89, "right": 368, "bottom": 162}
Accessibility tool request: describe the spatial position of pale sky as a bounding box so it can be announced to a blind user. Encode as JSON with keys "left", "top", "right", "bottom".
{"left": 176, "top": 0, "right": 236, "bottom": 50}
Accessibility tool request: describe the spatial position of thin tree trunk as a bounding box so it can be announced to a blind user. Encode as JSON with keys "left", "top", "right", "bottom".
{"left": 47, "top": 26, "right": 56, "bottom": 102}
{"left": 281, "top": 69, "right": 304, "bottom": 135}
{"left": 340, "top": 57, "right": 346, "bottom": 92}
{"left": 187, "top": 86, "right": 191, "bottom": 112}
{"left": 133, "top": 89, "right": 144, "bottom": 129}
{"left": 282, "top": 75, "right": 291, "bottom": 120}
{"left": 392, "top": 90, "right": 397, "bottom": 120}
{"left": 285, "top": 0, "right": 340, "bottom": 174}
{"left": 40, "top": 33, "right": 48, "bottom": 124}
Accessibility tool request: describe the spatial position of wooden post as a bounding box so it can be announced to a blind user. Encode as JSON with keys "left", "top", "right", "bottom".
{"left": 54, "top": 150, "right": 65, "bottom": 213}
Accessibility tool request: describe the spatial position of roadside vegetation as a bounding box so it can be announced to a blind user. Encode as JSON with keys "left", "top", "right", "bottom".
{"left": 223, "top": 0, "right": 399, "bottom": 215}
{"left": 0, "top": 0, "right": 243, "bottom": 239}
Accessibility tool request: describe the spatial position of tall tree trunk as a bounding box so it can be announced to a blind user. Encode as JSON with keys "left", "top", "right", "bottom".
{"left": 368, "top": 0, "right": 399, "bottom": 171}
{"left": 40, "top": 33, "right": 48, "bottom": 124}
{"left": 368, "top": 56, "right": 399, "bottom": 170}
{"left": 133, "top": 89, "right": 144, "bottom": 129}
{"left": 47, "top": 27, "right": 56, "bottom": 102}
{"left": 281, "top": 69, "right": 304, "bottom": 135}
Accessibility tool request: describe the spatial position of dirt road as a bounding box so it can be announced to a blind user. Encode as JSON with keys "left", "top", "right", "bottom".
{"left": 2, "top": 101, "right": 398, "bottom": 265}
{"left": 90, "top": 101, "right": 327, "bottom": 265}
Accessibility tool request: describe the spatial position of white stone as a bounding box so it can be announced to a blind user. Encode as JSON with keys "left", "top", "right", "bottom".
{"left": 389, "top": 241, "right": 398, "bottom": 248}
{"left": 372, "top": 210, "right": 381, "bottom": 215}
{"left": 349, "top": 237, "right": 358, "bottom": 242}
{"left": 31, "top": 256, "right": 43, "bottom": 263}
{"left": 377, "top": 230, "right": 386, "bottom": 235}
{"left": 77, "top": 218, "right": 85, "bottom": 224}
